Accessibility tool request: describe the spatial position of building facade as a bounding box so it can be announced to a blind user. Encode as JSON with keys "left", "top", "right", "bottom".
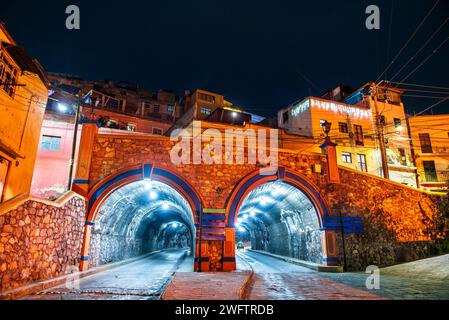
{"left": 278, "top": 96, "right": 383, "bottom": 177}
{"left": 0, "top": 23, "right": 49, "bottom": 202}
{"left": 409, "top": 114, "right": 449, "bottom": 192}
{"left": 278, "top": 83, "right": 418, "bottom": 188}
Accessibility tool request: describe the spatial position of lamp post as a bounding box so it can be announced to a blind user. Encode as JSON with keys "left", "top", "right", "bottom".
{"left": 320, "top": 120, "right": 347, "bottom": 271}
{"left": 67, "top": 101, "right": 81, "bottom": 190}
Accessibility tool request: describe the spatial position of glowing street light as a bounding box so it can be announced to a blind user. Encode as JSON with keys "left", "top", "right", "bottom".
{"left": 57, "top": 103, "right": 68, "bottom": 112}
{"left": 232, "top": 111, "right": 238, "bottom": 118}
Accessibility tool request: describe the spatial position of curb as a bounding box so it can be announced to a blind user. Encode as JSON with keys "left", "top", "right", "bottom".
{"left": 238, "top": 271, "right": 254, "bottom": 300}
{"left": 158, "top": 250, "right": 190, "bottom": 300}
{"left": 0, "top": 250, "right": 168, "bottom": 300}
{"left": 248, "top": 249, "right": 343, "bottom": 273}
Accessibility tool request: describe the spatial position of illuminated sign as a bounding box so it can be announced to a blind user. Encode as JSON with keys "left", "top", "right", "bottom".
{"left": 291, "top": 98, "right": 371, "bottom": 119}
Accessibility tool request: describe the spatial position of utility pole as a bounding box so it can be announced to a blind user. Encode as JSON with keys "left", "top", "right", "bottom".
{"left": 67, "top": 101, "right": 81, "bottom": 190}
{"left": 371, "top": 83, "right": 390, "bottom": 180}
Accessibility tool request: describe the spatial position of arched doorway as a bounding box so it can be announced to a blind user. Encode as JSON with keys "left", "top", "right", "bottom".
{"left": 79, "top": 164, "right": 202, "bottom": 271}
{"left": 226, "top": 168, "right": 337, "bottom": 267}
{"left": 89, "top": 180, "right": 196, "bottom": 267}
{"left": 235, "top": 180, "right": 323, "bottom": 263}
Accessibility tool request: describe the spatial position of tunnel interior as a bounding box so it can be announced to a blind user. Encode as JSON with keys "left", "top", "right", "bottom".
{"left": 89, "top": 180, "right": 195, "bottom": 267}
{"left": 235, "top": 181, "right": 323, "bottom": 264}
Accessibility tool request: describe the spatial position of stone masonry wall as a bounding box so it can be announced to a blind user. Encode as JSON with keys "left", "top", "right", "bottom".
{"left": 88, "top": 135, "right": 443, "bottom": 271}
{"left": 0, "top": 196, "right": 85, "bottom": 292}
{"left": 326, "top": 168, "right": 440, "bottom": 271}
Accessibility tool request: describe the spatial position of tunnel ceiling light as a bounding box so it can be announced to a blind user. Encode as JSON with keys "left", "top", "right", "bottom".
{"left": 144, "top": 180, "right": 153, "bottom": 188}
{"left": 237, "top": 226, "right": 246, "bottom": 232}
{"left": 250, "top": 211, "right": 256, "bottom": 217}
{"left": 149, "top": 191, "right": 158, "bottom": 200}
{"left": 235, "top": 221, "right": 240, "bottom": 227}
{"left": 260, "top": 197, "right": 269, "bottom": 206}
{"left": 162, "top": 202, "right": 169, "bottom": 210}
{"left": 242, "top": 214, "right": 249, "bottom": 220}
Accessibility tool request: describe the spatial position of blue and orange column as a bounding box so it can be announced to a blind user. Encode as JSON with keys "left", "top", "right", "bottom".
{"left": 72, "top": 115, "right": 100, "bottom": 271}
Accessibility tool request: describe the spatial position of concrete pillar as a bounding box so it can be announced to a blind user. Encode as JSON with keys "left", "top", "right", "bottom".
{"left": 322, "top": 230, "right": 339, "bottom": 266}
{"left": 72, "top": 119, "right": 99, "bottom": 196}
{"left": 223, "top": 228, "right": 236, "bottom": 271}
{"left": 79, "top": 222, "right": 93, "bottom": 271}
{"left": 320, "top": 137, "right": 340, "bottom": 184}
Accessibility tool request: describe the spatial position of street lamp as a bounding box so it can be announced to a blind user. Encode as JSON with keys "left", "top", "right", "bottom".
{"left": 57, "top": 103, "right": 68, "bottom": 112}
{"left": 321, "top": 120, "right": 332, "bottom": 138}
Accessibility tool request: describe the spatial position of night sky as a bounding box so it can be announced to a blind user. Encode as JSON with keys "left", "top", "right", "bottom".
{"left": 1, "top": 0, "right": 448, "bottom": 116}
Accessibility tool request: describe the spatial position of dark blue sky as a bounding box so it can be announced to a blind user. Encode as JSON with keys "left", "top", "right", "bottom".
{"left": 2, "top": 0, "right": 448, "bottom": 116}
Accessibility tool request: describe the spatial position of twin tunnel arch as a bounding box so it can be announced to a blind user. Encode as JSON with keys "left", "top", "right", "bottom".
{"left": 79, "top": 165, "right": 336, "bottom": 272}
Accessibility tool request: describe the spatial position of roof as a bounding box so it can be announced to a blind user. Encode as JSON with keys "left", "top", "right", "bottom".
{"left": 1, "top": 43, "right": 50, "bottom": 88}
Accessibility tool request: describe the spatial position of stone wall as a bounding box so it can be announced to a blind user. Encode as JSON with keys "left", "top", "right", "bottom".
{"left": 327, "top": 167, "right": 441, "bottom": 271}
{"left": 87, "top": 134, "right": 444, "bottom": 271}
{"left": 0, "top": 196, "right": 85, "bottom": 292}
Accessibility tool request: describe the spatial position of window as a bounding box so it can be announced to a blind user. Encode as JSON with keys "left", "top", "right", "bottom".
{"left": 40, "top": 135, "right": 61, "bottom": 151}
{"left": 167, "top": 105, "right": 174, "bottom": 113}
{"left": 338, "top": 122, "right": 348, "bottom": 133}
{"left": 153, "top": 105, "right": 160, "bottom": 113}
{"left": 127, "top": 123, "right": 136, "bottom": 132}
{"left": 394, "top": 118, "right": 402, "bottom": 129}
{"left": 423, "top": 161, "right": 437, "bottom": 182}
{"left": 201, "top": 107, "right": 211, "bottom": 115}
{"left": 282, "top": 111, "right": 289, "bottom": 124}
{"left": 357, "top": 154, "right": 367, "bottom": 172}
{"left": 398, "top": 148, "right": 406, "bottom": 166}
{"left": 342, "top": 152, "right": 352, "bottom": 163}
{"left": 353, "top": 125, "right": 364, "bottom": 146}
{"left": 198, "top": 93, "right": 215, "bottom": 103}
{"left": 419, "top": 133, "right": 433, "bottom": 153}
{"left": 0, "top": 51, "right": 18, "bottom": 97}
{"left": 152, "top": 128, "right": 163, "bottom": 135}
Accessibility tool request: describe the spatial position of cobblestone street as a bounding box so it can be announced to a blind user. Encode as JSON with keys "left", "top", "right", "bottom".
{"left": 237, "top": 250, "right": 449, "bottom": 300}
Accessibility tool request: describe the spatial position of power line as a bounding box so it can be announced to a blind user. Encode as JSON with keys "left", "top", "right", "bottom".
{"left": 399, "top": 36, "right": 449, "bottom": 83}
{"left": 375, "top": 0, "right": 440, "bottom": 82}
{"left": 387, "top": 81, "right": 449, "bottom": 91}
{"left": 389, "top": 17, "right": 449, "bottom": 82}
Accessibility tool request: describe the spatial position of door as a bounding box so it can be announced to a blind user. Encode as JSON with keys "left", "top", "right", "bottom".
{"left": 423, "top": 161, "right": 437, "bottom": 182}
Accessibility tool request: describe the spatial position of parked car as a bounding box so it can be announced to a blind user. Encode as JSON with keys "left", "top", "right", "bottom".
{"left": 237, "top": 242, "right": 244, "bottom": 249}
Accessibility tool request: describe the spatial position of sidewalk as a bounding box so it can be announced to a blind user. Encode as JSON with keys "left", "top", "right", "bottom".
{"left": 161, "top": 271, "right": 253, "bottom": 300}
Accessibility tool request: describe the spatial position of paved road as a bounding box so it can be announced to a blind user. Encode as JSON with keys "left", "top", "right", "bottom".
{"left": 236, "top": 249, "right": 383, "bottom": 300}
{"left": 22, "top": 248, "right": 190, "bottom": 300}
{"left": 236, "top": 249, "right": 449, "bottom": 300}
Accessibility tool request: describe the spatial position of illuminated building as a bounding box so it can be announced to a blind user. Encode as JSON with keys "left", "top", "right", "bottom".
{"left": 409, "top": 114, "right": 449, "bottom": 192}
{"left": 0, "top": 22, "right": 49, "bottom": 202}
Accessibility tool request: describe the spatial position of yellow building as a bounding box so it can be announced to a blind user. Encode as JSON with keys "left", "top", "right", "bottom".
{"left": 0, "top": 22, "right": 49, "bottom": 202}
{"left": 409, "top": 114, "right": 449, "bottom": 192}
{"left": 347, "top": 82, "right": 416, "bottom": 186}
{"left": 175, "top": 89, "right": 234, "bottom": 128}
{"left": 278, "top": 97, "right": 383, "bottom": 177}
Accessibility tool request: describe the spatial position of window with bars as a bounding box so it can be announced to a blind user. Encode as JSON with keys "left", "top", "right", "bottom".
{"left": 419, "top": 133, "right": 433, "bottom": 153}
{"left": 357, "top": 154, "right": 367, "bottom": 172}
{"left": 0, "top": 51, "right": 18, "bottom": 97}
{"left": 342, "top": 152, "right": 352, "bottom": 163}
{"left": 40, "top": 135, "right": 61, "bottom": 151}
{"left": 338, "top": 122, "right": 348, "bottom": 133}
{"left": 353, "top": 125, "right": 364, "bottom": 146}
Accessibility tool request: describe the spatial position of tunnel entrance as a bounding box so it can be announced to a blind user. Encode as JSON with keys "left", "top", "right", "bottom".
{"left": 235, "top": 180, "right": 323, "bottom": 264}
{"left": 88, "top": 180, "right": 195, "bottom": 267}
